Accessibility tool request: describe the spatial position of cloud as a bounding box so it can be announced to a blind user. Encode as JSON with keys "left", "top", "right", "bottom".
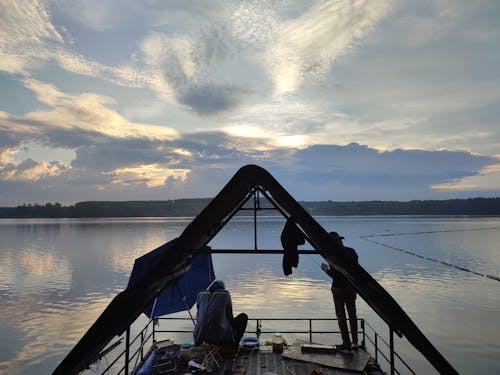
{"left": 107, "top": 165, "right": 189, "bottom": 188}
{"left": 432, "top": 162, "right": 500, "bottom": 191}
{"left": 0, "top": 0, "right": 63, "bottom": 74}
{"left": 0, "top": 0, "right": 156, "bottom": 95}
{"left": 0, "top": 79, "right": 183, "bottom": 197}
{"left": 2, "top": 79, "right": 179, "bottom": 147}
{"left": 231, "top": 0, "right": 392, "bottom": 95}
{"left": 132, "top": 0, "right": 392, "bottom": 113}
{"left": 177, "top": 85, "right": 245, "bottom": 115}
{"left": 52, "top": 0, "right": 136, "bottom": 31}
{"left": 1, "top": 0, "right": 499, "bottom": 206}
{"left": 139, "top": 31, "right": 252, "bottom": 115}
{"left": 0, "top": 158, "right": 68, "bottom": 181}
{"left": 0, "top": 0, "right": 393, "bottom": 117}
{"left": 2, "top": 73, "right": 499, "bottom": 204}
{"left": 4, "top": 126, "right": 498, "bottom": 205}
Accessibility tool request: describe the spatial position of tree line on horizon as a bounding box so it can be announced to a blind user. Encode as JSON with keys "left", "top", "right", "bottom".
{"left": 1, "top": 197, "right": 500, "bottom": 218}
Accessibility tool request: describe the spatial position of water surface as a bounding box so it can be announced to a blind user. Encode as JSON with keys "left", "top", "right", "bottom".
{"left": 0, "top": 216, "right": 499, "bottom": 374}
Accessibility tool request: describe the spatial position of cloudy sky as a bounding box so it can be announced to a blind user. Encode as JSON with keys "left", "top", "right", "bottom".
{"left": 0, "top": 0, "right": 499, "bottom": 205}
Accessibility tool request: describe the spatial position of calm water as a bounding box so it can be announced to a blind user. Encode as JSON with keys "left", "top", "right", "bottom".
{"left": 1, "top": 216, "right": 499, "bottom": 374}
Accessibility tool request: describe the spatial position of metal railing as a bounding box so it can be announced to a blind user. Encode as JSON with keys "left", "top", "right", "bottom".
{"left": 94, "top": 316, "right": 414, "bottom": 375}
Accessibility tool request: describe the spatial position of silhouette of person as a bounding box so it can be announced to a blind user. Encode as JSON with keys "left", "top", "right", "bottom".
{"left": 194, "top": 280, "right": 248, "bottom": 348}
{"left": 321, "top": 232, "right": 359, "bottom": 352}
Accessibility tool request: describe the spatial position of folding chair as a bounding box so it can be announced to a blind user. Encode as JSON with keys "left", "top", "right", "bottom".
{"left": 202, "top": 342, "right": 234, "bottom": 372}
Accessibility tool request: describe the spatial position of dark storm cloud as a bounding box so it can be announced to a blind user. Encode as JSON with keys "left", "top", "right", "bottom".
{"left": 68, "top": 131, "right": 266, "bottom": 173}
{"left": 177, "top": 85, "right": 243, "bottom": 115}
{"left": 293, "top": 143, "right": 493, "bottom": 183}
{"left": 71, "top": 139, "right": 169, "bottom": 170}
{"left": 262, "top": 143, "right": 496, "bottom": 200}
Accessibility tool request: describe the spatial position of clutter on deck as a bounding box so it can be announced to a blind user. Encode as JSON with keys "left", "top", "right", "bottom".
{"left": 134, "top": 337, "right": 376, "bottom": 375}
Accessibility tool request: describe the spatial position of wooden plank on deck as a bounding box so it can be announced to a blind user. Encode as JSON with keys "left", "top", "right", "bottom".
{"left": 281, "top": 341, "right": 370, "bottom": 373}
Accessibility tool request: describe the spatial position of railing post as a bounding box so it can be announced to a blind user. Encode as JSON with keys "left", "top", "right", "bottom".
{"left": 361, "top": 319, "right": 365, "bottom": 349}
{"left": 309, "top": 319, "right": 312, "bottom": 342}
{"left": 390, "top": 327, "right": 395, "bottom": 375}
{"left": 375, "top": 332, "right": 378, "bottom": 363}
{"left": 256, "top": 319, "right": 261, "bottom": 338}
{"left": 253, "top": 191, "right": 258, "bottom": 251}
{"left": 140, "top": 331, "right": 144, "bottom": 361}
{"left": 153, "top": 318, "right": 157, "bottom": 342}
{"left": 125, "top": 327, "right": 130, "bottom": 375}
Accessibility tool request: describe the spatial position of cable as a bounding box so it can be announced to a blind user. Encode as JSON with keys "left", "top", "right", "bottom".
{"left": 360, "top": 226, "right": 500, "bottom": 238}
{"left": 361, "top": 227, "right": 500, "bottom": 282}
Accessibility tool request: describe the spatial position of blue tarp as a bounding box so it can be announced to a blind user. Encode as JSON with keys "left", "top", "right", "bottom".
{"left": 128, "top": 239, "right": 215, "bottom": 317}
{"left": 134, "top": 348, "right": 155, "bottom": 375}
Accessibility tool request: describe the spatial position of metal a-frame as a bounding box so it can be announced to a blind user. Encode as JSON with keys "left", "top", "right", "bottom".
{"left": 54, "top": 165, "right": 457, "bottom": 375}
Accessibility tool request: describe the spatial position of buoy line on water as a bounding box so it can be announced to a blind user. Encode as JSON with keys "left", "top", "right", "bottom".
{"left": 360, "top": 227, "right": 500, "bottom": 282}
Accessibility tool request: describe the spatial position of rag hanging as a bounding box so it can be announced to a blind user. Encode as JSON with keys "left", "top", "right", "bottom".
{"left": 280, "top": 217, "right": 305, "bottom": 276}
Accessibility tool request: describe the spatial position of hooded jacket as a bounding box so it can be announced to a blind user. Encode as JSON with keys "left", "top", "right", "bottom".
{"left": 193, "top": 282, "right": 234, "bottom": 345}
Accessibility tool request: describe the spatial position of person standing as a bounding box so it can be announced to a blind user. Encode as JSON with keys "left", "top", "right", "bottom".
{"left": 321, "top": 232, "right": 359, "bottom": 353}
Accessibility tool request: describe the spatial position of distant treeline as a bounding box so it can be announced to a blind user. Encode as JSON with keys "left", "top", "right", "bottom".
{"left": 0, "top": 200, "right": 212, "bottom": 218}
{"left": 1, "top": 198, "right": 500, "bottom": 218}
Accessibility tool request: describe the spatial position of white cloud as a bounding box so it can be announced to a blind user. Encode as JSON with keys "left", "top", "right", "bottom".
{"left": 257, "top": 0, "right": 392, "bottom": 94}
{"left": 107, "top": 164, "right": 189, "bottom": 188}
{"left": 15, "top": 78, "right": 179, "bottom": 141}
{"left": 0, "top": 147, "right": 18, "bottom": 163}
{"left": 0, "top": 158, "right": 69, "bottom": 181}
{"left": 0, "top": 0, "right": 155, "bottom": 93}
{"left": 0, "top": 79, "right": 182, "bottom": 189}
{"left": 0, "top": 0, "right": 63, "bottom": 74}
{"left": 52, "top": 0, "right": 129, "bottom": 31}
{"left": 0, "top": 0, "right": 499, "bottom": 205}
{"left": 0, "top": 1, "right": 393, "bottom": 116}
{"left": 432, "top": 161, "right": 500, "bottom": 191}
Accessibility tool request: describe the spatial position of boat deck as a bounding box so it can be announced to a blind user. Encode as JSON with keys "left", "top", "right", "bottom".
{"left": 147, "top": 341, "right": 376, "bottom": 375}
{"left": 231, "top": 345, "right": 373, "bottom": 375}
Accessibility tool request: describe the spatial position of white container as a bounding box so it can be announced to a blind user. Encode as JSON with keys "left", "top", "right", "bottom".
{"left": 272, "top": 333, "right": 284, "bottom": 353}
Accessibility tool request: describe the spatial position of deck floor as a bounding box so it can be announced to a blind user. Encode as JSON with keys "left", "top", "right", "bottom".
{"left": 231, "top": 348, "right": 370, "bottom": 375}
{"left": 150, "top": 341, "right": 375, "bottom": 375}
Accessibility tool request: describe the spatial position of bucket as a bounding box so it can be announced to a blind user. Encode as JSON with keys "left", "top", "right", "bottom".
{"left": 272, "top": 333, "right": 284, "bottom": 353}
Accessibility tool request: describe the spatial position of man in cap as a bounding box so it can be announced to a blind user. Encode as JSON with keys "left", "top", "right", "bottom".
{"left": 321, "top": 232, "right": 359, "bottom": 353}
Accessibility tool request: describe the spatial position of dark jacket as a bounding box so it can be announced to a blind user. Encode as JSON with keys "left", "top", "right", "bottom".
{"left": 193, "top": 287, "right": 234, "bottom": 345}
{"left": 280, "top": 217, "right": 305, "bottom": 276}
{"left": 323, "top": 246, "right": 358, "bottom": 289}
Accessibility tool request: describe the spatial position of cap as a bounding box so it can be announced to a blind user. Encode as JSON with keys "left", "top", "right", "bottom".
{"left": 329, "top": 231, "right": 345, "bottom": 240}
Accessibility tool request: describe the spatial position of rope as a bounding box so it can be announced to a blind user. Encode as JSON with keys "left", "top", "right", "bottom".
{"left": 361, "top": 227, "right": 500, "bottom": 282}
{"left": 360, "top": 226, "right": 500, "bottom": 238}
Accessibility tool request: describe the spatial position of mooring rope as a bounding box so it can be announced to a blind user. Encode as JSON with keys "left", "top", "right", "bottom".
{"left": 360, "top": 227, "right": 500, "bottom": 282}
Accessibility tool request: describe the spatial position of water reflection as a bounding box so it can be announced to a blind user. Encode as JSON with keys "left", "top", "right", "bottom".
{"left": 0, "top": 217, "right": 499, "bottom": 374}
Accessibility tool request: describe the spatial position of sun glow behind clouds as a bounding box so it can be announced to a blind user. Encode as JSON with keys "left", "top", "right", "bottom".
{"left": 224, "top": 126, "right": 308, "bottom": 149}
{"left": 108, "top": 164, "right": 190, "bottom": 188}
{"left": 224, "top": 125, "right": 266, "bottom": 138}
{"left": 275, "top": 135, "right": 308, "bottom": 148}
{"left": 0, "top": 0, "right": 499, "bottom": 203}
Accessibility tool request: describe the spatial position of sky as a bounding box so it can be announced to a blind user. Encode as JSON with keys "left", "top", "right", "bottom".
{"left": 0, "top": 0, "right": 499, "bottom": 205}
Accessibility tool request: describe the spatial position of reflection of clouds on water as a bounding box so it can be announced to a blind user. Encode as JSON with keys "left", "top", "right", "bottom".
{"left": 0, "top": 294, "right": 113, "bottom": 373}
{"left": 106, "top": 219, "right": 190, "bottom": 273}
{"left": 213, "top": 265, "right": 334, "bottom": 318}
{"left": 2, "top": 216, "right": 500, "bottom": 374}
{"left": 370, "top": 267, "right": 500, "bottom": 373}
{"left": 0, "top": 248, "right": 71, "bottom": 294}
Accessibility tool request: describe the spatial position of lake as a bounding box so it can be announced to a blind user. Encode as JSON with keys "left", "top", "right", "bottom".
{"left": 0, "top": 216, "right": 499, "bottom": 374}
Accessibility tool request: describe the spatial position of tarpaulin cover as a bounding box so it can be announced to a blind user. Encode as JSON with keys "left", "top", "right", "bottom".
{"left": 128, "top": 239, "right": 215, "bottom": 317}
